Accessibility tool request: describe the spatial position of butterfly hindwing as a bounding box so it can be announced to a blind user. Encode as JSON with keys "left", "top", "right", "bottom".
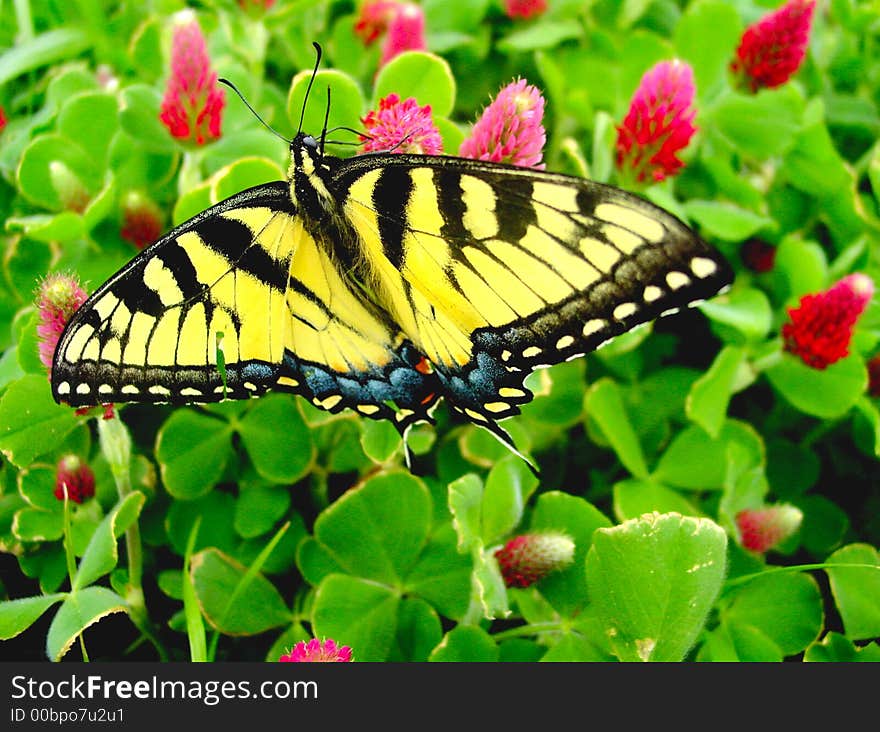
{"left": 277, "top": 221, "right": 439, "bottom": 430}
{"left": 332, "top": 153, "right": 733, "bottom": 426}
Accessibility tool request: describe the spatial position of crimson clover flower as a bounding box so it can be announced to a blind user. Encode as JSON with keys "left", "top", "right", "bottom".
{"left": 459, "top": 78, "right": 546, "bottom": 169}
{"left": 37, "top": 274, "right": 115, "bottom": 420}
{"left": 54, "top": 454, "right": 96, "bottom": 504}
{"left": 735, "top": 505, "right": 803, "bottom": 554}
{"left": 494, "top": 532, "right": 575, "bottom": 588}
{"left": 380, "top": 3, "right": 426, "bottom": 66}
{"left": 781, "top": 273, "right": 874, "bottom": 370}
{"left": 740, "top": 239, "right": 777, "bottom": 273}
{"left": 730, "top": 0, "right": 816, "bottom": 93}
{"left": 159, "top": 11, "right": 225, "bottom": 145}
{"left": 360, "top": 93, "right": 442, "bottom": 155}
{"left": 0, "top": 105, "right": 7, "bottom": 133}
{"left": 37, "top": 273, "right": 88, "bottom": 373}
{"left": 121, "top": 191, "right": 164, "bottom": 250}
{"left": 354, "top": 0, "right": 400, "bottom": 45}
{"left": 354, "top": 2, "right": 426, "bottom": 67}
{"left": 504, "top": 0, "right": 547, "bottom": 19}
{"left": 279, "top": 638, "right": 353, "bottom": 662}
{"left": 615, "top": 59, "right": 697, "bottom": 185}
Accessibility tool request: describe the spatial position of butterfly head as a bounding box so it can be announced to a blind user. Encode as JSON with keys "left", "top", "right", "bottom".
{"left": 288, "top": 131, "right": 336, "bottom": 217}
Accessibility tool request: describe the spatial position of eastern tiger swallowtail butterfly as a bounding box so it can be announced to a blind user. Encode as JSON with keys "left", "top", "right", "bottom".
{"left": 50, "top": 56, "right": 733, "bottom": 469}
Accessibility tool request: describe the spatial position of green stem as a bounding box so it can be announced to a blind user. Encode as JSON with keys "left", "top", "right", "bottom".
{"left": 60, "top": 490, "right": 89, "bottom": 662}
{"left": 98, "top": 417, "right": 168, "bottom": 661}
{"left": 13, "top": 0, "right": 34, "bottom": 44}
{"left": 802, "top": 419, "right": 840, "bottom": 449}
{"left": 178, "top": 150, "right": 204, "bottom": 196}
{"left": 750, "top": 347, "right": 782, "bottom": 374}
{"left": 492, "top": 622, "right": 565, "bottom": 643}
{"left": 723, "top": 561, "right": 880, "bottom": 594}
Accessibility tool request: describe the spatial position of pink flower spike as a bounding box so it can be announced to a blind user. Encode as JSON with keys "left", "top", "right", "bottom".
{"left": 36, "top": 274, "right": 88, "bottom": 373}
{"left": 782, "top": 273, "right": 874, "bottom": 370}
{"left": 615, "top": 59, "right": 697, "bottom": 184}
{"left": 731, "top": 0, "right": 816, "bottom": 93}
{"left": 355, "top": 0, "right": 399, "bottom": 45}
{"left": 380, "top": 3, "right": 426, "bottom": 66}
{"left": 504, "top": 0, "right": 547, "bottom": 19}
{"left": 54, "top": 454, "right": 96, "bottom": 504}
{"left": 360, "top": 93, "right": 442, "bottom": 155}
{"left": 459, "top": 78, "right": 547, "bottom": 169}
{"left": 279, "top": 638, "right": 353, "bottom": 662}
{"left": 736, "top": 505, "right": 803, "bottom": 554}
{"left": 159, "top": 11, "right": 225, "bottom": 145}
{"left": 494, "top": 532, "right": 575, "bottom": 588}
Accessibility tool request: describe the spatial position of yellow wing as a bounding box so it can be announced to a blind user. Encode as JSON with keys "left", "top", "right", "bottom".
{"left": 51, "top": 181, "right": 439, "bottom": 431}
{"left": 332, "top": 153, "right": 733, "bottom": 428}
{"left": 52, "top": 183, "right": 296, "bottom": 404}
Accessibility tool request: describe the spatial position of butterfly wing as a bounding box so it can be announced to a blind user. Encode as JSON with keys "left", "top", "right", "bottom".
{"left": 278, "top": 219, "right": 439, "bottom": 432}
{"left": 332, "top": 154, "right": 733, "bottom": 431}
{"left": 52, "top": 181, "right": 439, "bottom": 430}
{"left": 52, "top": 183, "right": 297, "bottom": 405}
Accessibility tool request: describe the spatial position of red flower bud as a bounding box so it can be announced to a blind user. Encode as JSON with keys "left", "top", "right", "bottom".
{"left": 494, "top": 532, "right": 575, "bottom": 588}
{"left": 54, "top": 454, "right": 96, "bottom": 504}
{"left": 735, "top": 505, "right": 802, "bottom": 554}
{"left": 740, "top": 239, "right": 777, "bottom": 273}
{"left": 504, "top": 0, "right": 547, "bottom": 19}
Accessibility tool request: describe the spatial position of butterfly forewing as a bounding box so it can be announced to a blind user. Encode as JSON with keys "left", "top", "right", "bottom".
{"left": 52, "top": 179, "right": 439, "bottom": 431}
{"left": 51, "top": 183, "right": 298, "bottom": 405}
{"left": 333, "top": 154, "right": 733, "bottom": 423}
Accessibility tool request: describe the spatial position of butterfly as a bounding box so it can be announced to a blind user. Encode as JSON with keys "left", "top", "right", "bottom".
{"left": 50, "top": 63, "right": 733, "bottom": 469}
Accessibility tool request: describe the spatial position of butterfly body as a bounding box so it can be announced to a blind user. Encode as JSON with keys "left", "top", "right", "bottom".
{"left": 52, "top": 131, "right": 733, "bottom": 455}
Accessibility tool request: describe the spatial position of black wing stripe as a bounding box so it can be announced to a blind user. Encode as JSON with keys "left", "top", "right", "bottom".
{"left": 373, "top": 166, "right": 412, "bottom": 269}
{"left": 434, "top": 167, "right": 471, "bottom": 245}
{"left": 156, "top": 239, "right": 205, "bottom": 303}
{"left": 192, "top": 215, "right": 289, "bottom": 292}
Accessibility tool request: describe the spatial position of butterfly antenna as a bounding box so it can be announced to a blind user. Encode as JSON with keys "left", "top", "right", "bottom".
{"left": 319, "top": 85, "right": 332, "bottom": 156}
{"left": 218, "top": 79, "right": 290, "bottom": 144}
{"left": 297, "top": 41, "right": 323, "bottom": 136}
{"left": 326, "top": 125, "right": 367, "bottom": 138}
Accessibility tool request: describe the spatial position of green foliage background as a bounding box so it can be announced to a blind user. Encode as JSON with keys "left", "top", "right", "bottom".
{"left": 0, "top": 0, "right": 879, "bottom": 662}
